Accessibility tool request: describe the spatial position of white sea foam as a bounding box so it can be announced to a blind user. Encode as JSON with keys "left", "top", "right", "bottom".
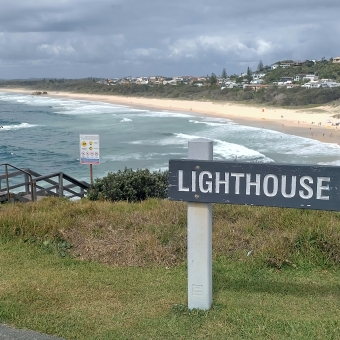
{"left": 1, "top": 123, "right": 38, "bottom": 131}
{"left": 128, "top": 140, "right": 143, "bottom": 144}
{"left": 127, "top": 108, "right": 149, "bottom": 113}
{"left": 0, "top": 93, "right": 133, "bottom": 116}
{"left": 160, "top": 152, "right": 183, "bottom": 156}
{"left": 269, "top": 135, "right": 340, "bottom": 157}
{"left": 149, "top": 165, "right": 169, "bottom": 172}
{"left": 120, "top": 118, "right": 132, "bottom": 122}
{"left": 189, "top": 119, "right": 229, "bottom": 127}
{"left": 55, "top": 103, "right": 126, "bottom": 115}
{"left": 318, "top": 160, "right": 340, "bottom": 166}
{"left": 103, "top": 152, "right": 163, "bottom": 162}
{"left": 214, "top": 140, "right": 274, "bottom": 163}
{"left": 157, "top": 132, "right": 273, "bottom": 162}
{"left": 284, "top": 144, "right": 340, "bottom": 156}
{"left": 103, "top": 153, "right": 143, "bottom": 161}
{"left": 201, "top": 116, "right": 233, "bottom": 123}
{"left": 158, "top": 133, "right": 199, "bottom": 146}
{"left": 133, "top": 111, "right": 193, "bottom": 118}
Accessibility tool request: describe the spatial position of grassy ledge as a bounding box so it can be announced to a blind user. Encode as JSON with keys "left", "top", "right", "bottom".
{"left": 0, "top": 197, "right": 340, "bottom": 339}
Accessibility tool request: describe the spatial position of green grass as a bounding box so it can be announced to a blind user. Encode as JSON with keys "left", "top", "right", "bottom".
{"left": 1, "top": 197, "right": 340, "bottom": 269}
{"left": 1, "top": 198, "right": 340, "bottom": 339}
{"left": 299, "top": 109, "right": 330, "bottom": 114}
{"left": 1, "top": 240, "right": 340, "bottom": 339}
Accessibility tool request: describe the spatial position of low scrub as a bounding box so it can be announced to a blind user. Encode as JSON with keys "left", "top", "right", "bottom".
{"left": 0, "top": 197, "right": 340, "bottom": 269}
{"left": 88, "top": 167, "right": 168, "bottom": 202}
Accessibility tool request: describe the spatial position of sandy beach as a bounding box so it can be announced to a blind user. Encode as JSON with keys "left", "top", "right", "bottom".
{"left": 2, "top": 87, "right": 340, "bottom": 145}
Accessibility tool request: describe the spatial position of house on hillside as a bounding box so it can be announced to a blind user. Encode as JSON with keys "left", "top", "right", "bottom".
{"left": 294, "top": 74, "right": 306, "bottom": 82}
{"left": 333, "top": 57, "right": 340, "bottom": 63}
{"left": 303, "top": 74, "right": 318, "bottom": 82}
{"left": 182, "top": 77, "right": 193, "bottom": 84}
{"left": 250, "top": 79, "right": 264, "bottom": 84}
{"left": 252, "top": 73, "right": 266, "bottom": 80}
{"left": 279, "top": 77, "right": 293, "bottom": 83}
{"left": 322, "top": 81, "right": 340, "bottom": 88}
{"left": 163, "top": 79, "right": 177, "bottom": 85}
{"left": 303, "top": 81, "right": 321, "bottom": 89}
{"left": 136, "top": 77, "right": 149, "bottom": 85}
{"left": 279, "top": 62, "right": 293, "bottom": 68}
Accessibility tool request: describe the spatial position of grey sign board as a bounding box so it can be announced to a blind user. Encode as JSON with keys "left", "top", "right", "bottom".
{"left": 169, "top": 159, "right": 340, "bottom": 211}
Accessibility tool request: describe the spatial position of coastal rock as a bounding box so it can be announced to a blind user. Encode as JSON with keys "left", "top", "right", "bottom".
{"left": 31, "top": 91, "right": 48, "bottom": 95}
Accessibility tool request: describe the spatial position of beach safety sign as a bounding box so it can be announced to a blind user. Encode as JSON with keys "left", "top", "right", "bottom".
{"left": 80, "top": 134, "right": 100, "bottom": 164}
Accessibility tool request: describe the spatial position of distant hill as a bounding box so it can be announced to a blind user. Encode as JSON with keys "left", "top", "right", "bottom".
{"left": 1, "top": 75, "right": 340, "bottom": 107}
{"left": 263, "top": 59, "right": 340, "bottom": 83}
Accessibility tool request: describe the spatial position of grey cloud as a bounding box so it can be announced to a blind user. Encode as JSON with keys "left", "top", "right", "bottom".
{"left": 0, "top": 0, "right": 339, "bottom": 78}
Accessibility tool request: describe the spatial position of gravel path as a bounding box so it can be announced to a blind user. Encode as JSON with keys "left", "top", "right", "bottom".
{"left": 0, "top": 324, "right": 66, "bottom": 340}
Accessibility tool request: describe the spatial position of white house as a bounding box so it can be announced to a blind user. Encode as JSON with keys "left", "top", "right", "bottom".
{"left": 257, "top": 73, "right": 266, "bottom": 78}
{"left": 303, "top": 74, "right": 318, "bottom": 82}
{"left": 136, "top": 77, "right": 149, "bottom": 85}
{"left": 303, "top": 81, "right": 321, "bottom": 88}
{"left": 250, "top": 79, "right": 264, "bottom": 84}
{"left": 322, "top": 82, "right": 340, "bottom": 88}
{"left": 163, "top": 79, "right": 177, "bottom": 85}
{"left": 279, "top": 62, "right": 293, "bottom": 68}
{"left": 294, "top": 74, "right": 306, "bottom": 82}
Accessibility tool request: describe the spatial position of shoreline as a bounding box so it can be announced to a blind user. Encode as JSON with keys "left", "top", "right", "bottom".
{"left": 1, "top": 87, "right": 340, "bottom": 146}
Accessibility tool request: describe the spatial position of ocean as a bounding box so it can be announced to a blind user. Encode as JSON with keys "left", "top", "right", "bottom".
{"left": 1, "top": 91, "right": 340, "bottom": 185}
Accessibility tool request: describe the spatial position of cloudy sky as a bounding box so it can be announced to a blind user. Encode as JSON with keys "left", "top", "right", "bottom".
{"left": 0, "top": 0, "right": 339, "bottom": 79}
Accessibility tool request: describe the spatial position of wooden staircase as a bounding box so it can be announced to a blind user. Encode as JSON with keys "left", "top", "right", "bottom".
{"left": 0, "top": 163, "right": 90, "bottom": 203}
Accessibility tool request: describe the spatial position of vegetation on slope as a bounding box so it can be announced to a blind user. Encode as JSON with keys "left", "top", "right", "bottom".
{"left": 263, "top": 59, "right": 340, "bottom": 83}
{"left": 2, "top": 77, "right": 340, "bottom": 106}
{"left": 1, "top": 197, "right": 340, "bottom": 269}
{"left": 2, "top": 57, "right": 340, "bottom": 107}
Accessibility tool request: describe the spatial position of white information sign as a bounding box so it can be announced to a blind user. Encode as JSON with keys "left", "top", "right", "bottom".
{"left": 80, "top": 134, "right": 100, "bottom": 164}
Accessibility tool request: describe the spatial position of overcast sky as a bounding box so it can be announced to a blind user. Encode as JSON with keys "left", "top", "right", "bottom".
{"left": 0, "top": 0, "right": 339, "bottom": 79}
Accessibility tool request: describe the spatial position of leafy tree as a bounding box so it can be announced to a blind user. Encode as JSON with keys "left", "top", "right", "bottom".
{"left": 221, "top": 68, "right": 227, "bottom": 79}
{"left": 209, "top": 73, "right": 217, "bottom": 85}
{"left": 245, "top": 67, "right": 253, "bottom": 83}
{"left": 305, "top": 60, "right": 314, "bottom": 67}
{"left": 257, "top": 60, "right": 264, "bottom": 72}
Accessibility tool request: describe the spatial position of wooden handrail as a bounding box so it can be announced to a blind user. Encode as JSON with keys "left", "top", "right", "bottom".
{"left": 0, "top": 163, "right": 90, "bottom": 203}
{"left": 0, "top": 163, "right": 34, "bottom": 202}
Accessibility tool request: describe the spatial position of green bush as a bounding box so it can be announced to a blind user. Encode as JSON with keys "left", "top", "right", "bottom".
{"left": 88, "top": 168, "right": 168, "bottom": 202}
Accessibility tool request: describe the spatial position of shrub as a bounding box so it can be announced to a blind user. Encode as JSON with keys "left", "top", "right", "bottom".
{"left": 88, "top": 168, "right": 168, "bottom": 202}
